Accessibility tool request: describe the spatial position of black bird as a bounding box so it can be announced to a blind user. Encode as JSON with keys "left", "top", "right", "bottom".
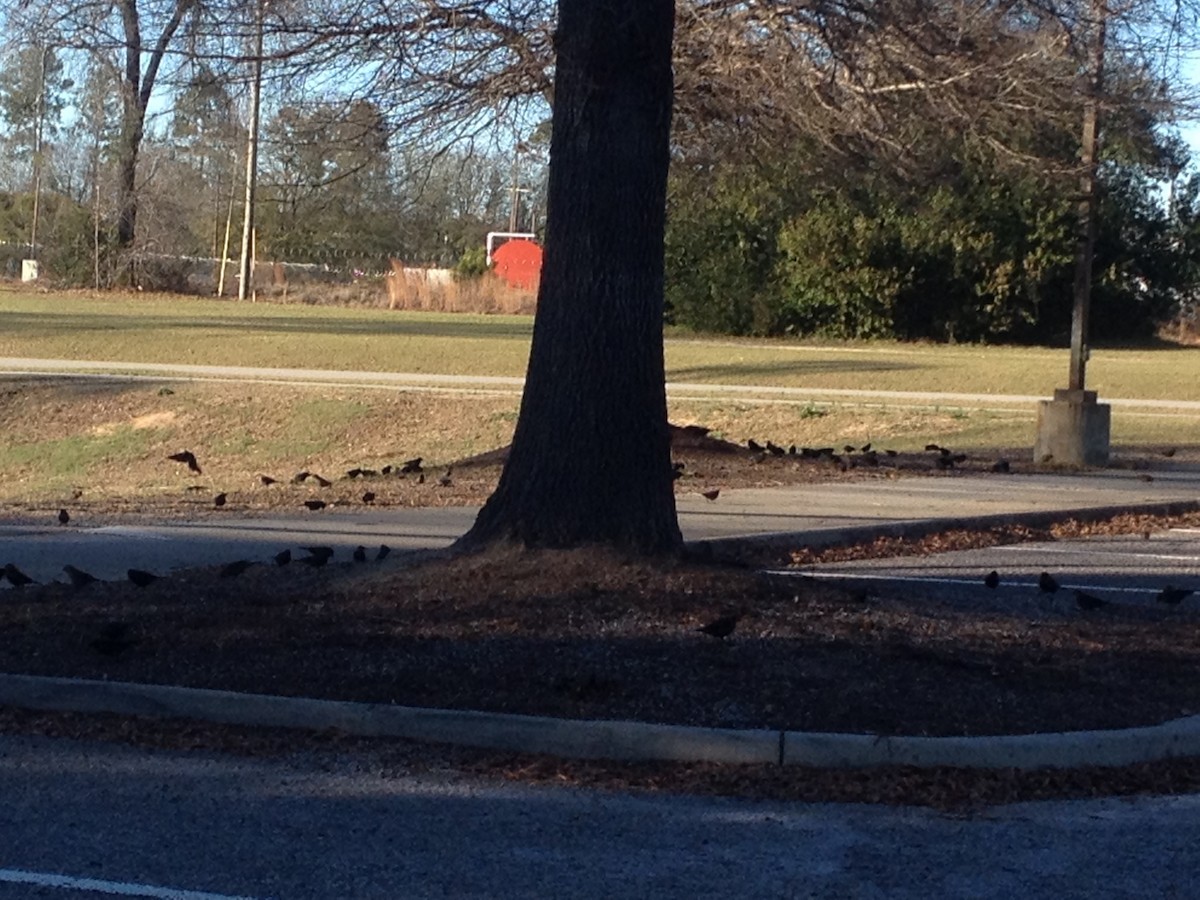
{"left": 57, "top": 508, "right": 70, "bottom": 525}
{"left": 991, "top": 459, "right": 1011, "bottom": 474}
{"left": 274, "top": 549, "right": 292, "bottom": 567}
{"left": 400, "top": 457, "right": 423, "bottom": 474}
{"left": 219, "top": 560, "right": 253, "bottom": 578}
{"left": 63, "top": 564, "right": 98, "bottom": 588}
{"left": 1075, "top": 589, "right": 1107, "bottom": 611}
{"left": 3, "top": 563, "right": 35, "bottom": 587}
{"left": 292, "top": 471, "right": 311, "bottom": 483}
{"left": 701, "top": 488, "right": 720, "bottom": 501}
{"left": 362, "top": 491, "right": 376, "bottom": 504}
{"left": 376, "top": 544, "right": 392, "bottom": 562}
{"left": 359, "top": 469, "right": 378, "bottom": 478}
{"left": 1157, "top": 586, "right": 1195, "bottom": 606}
{"left": 167, "top": 450, "right": 202, "bottom": 474}
{"left": 213, "top": 492, "right": 227, "bottom": 508}
{"left": 1038, "top": 571, "right": 1060, "bottom": 594}
{"left": 1163, "top": 447, "right": 1178, "bottom": 458}
{"left": 860, "top": 442, "right": 872, "bottom": 452}
{"left": 843, "top": 444, "right": 857, "bottom": 453}
{"left": 747, "top": 439, "right": 764, "bottom": 453}
{"left": 984, "top": 570, "right": 1000, "bottom": 589}
{"left": 766, "top": 441, "right": 786, "bottom": 457}
{"left": 311, "top": 474, "right": 333, "bottom": 488}
{"left": 346, "top": 468, "right": 364, "bottom": 479}
{"left": 303, "top": 500, "right": 327, "bottom": 511}
{"left": 697, "top": 613, "right": 741, "bottom": 640}
{"left": 352, "top": 545, "right": 367, "bottom": 563}
{"left": 260, "top": 475, "right": 278, "bottom": 486}
{"left": 924, "top": 443, "right": 943, "bottom": 453}
{"left": 439, "top": 469, "right": 454, "bottom": 487}
{"left": 884, "top": 449, "right": 898, "bottom": 457}
{"left": 127, "top": 568, "right": 159, "bottom": 588}
{"left": 381, "top": 465, "right": 394, "bottom": 475}
{"left": 302, "top": 546, "right": 335, "bottom": 562}
{"left": 671, "top": 461, "right": 686, "bottom": 480}
{"left": 91, "top": 622, "right": 137, "bottom": 658}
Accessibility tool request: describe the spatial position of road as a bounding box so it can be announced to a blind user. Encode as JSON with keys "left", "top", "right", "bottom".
{"left": 794, "top": 526, "right": 1200, "bottom": 609}
{"left": 2, "top": 471, "right": 1198, "bottom": 585}
{"left": 4, "top": 355, "right": 1200, "bottom": 412}
{"left": 1, "top": 732, "right": 1198, "bottom": 899}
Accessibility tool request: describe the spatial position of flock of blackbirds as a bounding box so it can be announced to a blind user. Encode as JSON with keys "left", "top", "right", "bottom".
{"left": 981, "top": 567, "right": 1195, "bottom": 611}
{"left": 1, "top": 541, "right": 395, "bottom": 597}
{"left": 0, "top": 449, "right": 417, "bottom": 603}
{"left": 710, "top": 437, "right": 1010, "bottom": 477}
{"left": 693, "top": 575, "right": 1197, "bottom": 642}
{"left": 164, "top": 449, "right": 443, "bottom": 512}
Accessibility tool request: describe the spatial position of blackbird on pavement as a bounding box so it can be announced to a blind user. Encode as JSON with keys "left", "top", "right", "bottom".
{"left": 1038, "top": 572, "right": 1060, "bottom": 594}
{"left": 274, "top": 549, "right": 292, "bottom": 566}
{"left": 701, "top": 489, "right": 720, "bottom": 501}
{"left": 376, "top": 544, "right": 392, "bottom": 562}
{"left": 63, "top": 564, "right": 98, "bottom": 588}
{"left": 352, "top": 546, "right": 367, "bottom": 563}
{"left": 984, "top": 570, "right": 1000, "bottom": 589}
{"left": 3, "top": 563, "right": 35, "bottom": 587}
{"left": 57, "top": 508, "right": 70, "bottom": 525}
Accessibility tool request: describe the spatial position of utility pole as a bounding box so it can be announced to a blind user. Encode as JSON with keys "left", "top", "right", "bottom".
{"left": 1034, "top": 0, "right": 1111, "bottom": 466}
{"left": 1068, "top": 0, "right": 1107, "bottom": 393}
{"left": 238, "top": 0, "right": 265, "bottom": 301}
{"left": 29, "top": 44, "right": 49, "bottom": 264}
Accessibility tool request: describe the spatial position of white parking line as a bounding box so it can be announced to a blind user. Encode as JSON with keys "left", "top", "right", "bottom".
{"left": 778, "top": 570, "right": 1162, "bottom": 594}
{"left": 1000, "top": 546, "right": 1200, "bottom": 562}
{"left": 0, "top": 868, "right": 263, "bottom": 900}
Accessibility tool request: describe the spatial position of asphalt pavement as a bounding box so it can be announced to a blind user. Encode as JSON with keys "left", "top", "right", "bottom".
{"left": 2, "top": 732, "right": 1199, "bottom": 899}
{"left": 2, "top": 468, "right": 1198, "bottom": 585}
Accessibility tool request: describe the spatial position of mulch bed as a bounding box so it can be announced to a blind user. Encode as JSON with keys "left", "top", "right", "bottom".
{"left": 2, "top": 536, "right": 1200, "bottom": 740}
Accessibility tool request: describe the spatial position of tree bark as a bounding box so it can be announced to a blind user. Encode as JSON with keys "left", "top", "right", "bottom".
{"left": 459, "top": 0, "right": 681, "bottom": 556}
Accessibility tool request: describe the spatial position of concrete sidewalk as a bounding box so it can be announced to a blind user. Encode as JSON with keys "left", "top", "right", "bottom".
{"left": 2, "top": 469, "right": 1198, "bottom": 584}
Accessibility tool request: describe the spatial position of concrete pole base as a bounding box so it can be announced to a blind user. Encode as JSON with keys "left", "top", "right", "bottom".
{"left": 1034, "top": 389, "right": 1111, "bottom": 467}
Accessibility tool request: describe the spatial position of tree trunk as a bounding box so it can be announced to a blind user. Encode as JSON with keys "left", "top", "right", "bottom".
{"left": 459, "top": 0, "right": 681, "bottom": 556}
{"left": 116, "top": 126, "right": 140, "bottom": 252}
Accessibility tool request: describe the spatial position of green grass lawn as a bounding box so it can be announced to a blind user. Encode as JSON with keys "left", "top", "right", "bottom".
{"left": 0, "top": 290, "right": 1196, "bottom": 402}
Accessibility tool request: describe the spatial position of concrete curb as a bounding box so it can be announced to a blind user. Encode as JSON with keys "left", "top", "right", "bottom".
{"left": 0, "top": 674, "right": 778, "bottom": 765}
{"left": 5, "top": 672, "right": 1200, "bottom": 770}
{"left": 693, "top": 499, "right": 1200, "bottom": 558}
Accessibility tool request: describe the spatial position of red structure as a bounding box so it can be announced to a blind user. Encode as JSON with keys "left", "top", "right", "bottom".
{"left": 491, "top": 238, "right": 542, "bottom": 290}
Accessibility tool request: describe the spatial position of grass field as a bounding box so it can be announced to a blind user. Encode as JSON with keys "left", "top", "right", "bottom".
{"left": 0, "top": 289, "right": 1197, "bottom": 503}
{"left": 2, "top": 290, "right": 1198, "bottom": 401}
